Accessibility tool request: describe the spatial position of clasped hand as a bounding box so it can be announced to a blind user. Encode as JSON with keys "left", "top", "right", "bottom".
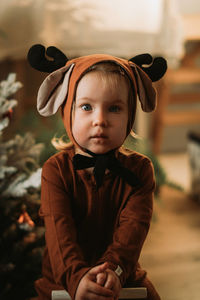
{"left": 75, "top": 262, "right": 121, "bottom": 300}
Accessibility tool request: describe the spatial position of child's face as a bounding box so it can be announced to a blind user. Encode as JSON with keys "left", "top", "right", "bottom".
{"left": 72, "top": 71, "right": 129, "bottom": 154}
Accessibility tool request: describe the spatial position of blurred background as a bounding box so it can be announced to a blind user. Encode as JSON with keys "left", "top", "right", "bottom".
{"left": 0, "top": 0, "right": 200, "bottom": 299}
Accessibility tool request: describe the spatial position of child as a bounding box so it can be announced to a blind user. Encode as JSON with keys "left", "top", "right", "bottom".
{"left": 28, "top": 45, "right": 167, "bottom": 300}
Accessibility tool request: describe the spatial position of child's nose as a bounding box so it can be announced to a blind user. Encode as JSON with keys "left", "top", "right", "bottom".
{"left": 92, "top": 109, "right": 108, "bottom": 127}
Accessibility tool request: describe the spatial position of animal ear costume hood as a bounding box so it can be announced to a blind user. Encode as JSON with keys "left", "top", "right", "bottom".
{"left": 27, "top": 44, "right": 167, "bottom": 150}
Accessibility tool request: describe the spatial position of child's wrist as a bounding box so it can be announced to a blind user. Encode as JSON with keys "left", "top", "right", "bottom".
{"left": 108, "top": 264, "right": 123, "bottom": 286}
{"left": 114, "top": 265, "right": 123, "bottom": 277}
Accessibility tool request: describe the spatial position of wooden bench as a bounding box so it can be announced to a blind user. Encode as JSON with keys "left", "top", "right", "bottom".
{"left": 52, "top": 287, "right": 147, "bottom": 299}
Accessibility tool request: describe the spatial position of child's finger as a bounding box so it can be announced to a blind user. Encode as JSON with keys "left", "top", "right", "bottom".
{"left": 104, "top": 273, "right": 114, "bottom": 290}
{"left": 87, "top": 280, "right": 114, "bottom": 297}
{"left": 96, "top": 272, "right": 107, "bottom": 286}
{"left": 88, "top": 262, "right": 109, "bottom": 277}
{"left": 75, "top": 273, "right": 114, "bottom": 300}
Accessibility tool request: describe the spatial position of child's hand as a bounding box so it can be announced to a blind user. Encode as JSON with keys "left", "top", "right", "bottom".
{"left": 101, "top": 268, "right": 121, "bottom": 300}
{"left": 75, "top": 263, "right": 114, "bottom": 300}
{"left": 96, "top": 271, "right": 107, "bottom": 286}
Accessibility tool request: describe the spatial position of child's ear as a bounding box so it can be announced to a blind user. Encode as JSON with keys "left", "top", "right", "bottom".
{"left": 37, "top": 64, "right": 75, "bottom": 116}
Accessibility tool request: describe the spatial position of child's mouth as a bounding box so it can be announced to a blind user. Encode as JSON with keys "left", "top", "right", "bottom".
{"left": 91, "top": 134, "right": 108, "bottom": 139}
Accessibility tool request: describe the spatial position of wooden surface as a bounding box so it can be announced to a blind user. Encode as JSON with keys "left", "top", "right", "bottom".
{"left": 151, "top": 40, "right": 200, "bottom": 153}
{"left": 52, "top": 288, "right": 147, "bottom": 300}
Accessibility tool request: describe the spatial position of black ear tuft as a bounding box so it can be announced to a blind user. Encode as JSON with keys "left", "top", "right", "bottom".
{"left": 143, "top": 57, "right": 167, "bottom": 82}
{"left": 129, "top": 54, "right": 167, "bottom": 82}
{"left": 27, "top": 44, "right": 68, "bottom": 73}
{"left": 129, "top": 53, "right": 153, "bottom": 66}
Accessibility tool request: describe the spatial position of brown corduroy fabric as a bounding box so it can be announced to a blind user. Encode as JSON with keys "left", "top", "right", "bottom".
{"left": 35, "top": 145, "right": 161, "bottom": 300}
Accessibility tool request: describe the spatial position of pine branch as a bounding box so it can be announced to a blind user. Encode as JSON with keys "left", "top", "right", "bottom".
{"left": 0, "top": 74, "right": 45, "bottom": 299}
{"left": 0, "top": 73, "right": 22, "bottom": 134}
{"left": 6, "top": 133, "right": 44, "bottom": 174}
{"left": 0, "top": 117, "right": 9, "bottom": 132}
{"left": 0, "top": 74, "right": 44, "bottom": 197}
{"left": 2, "top": 169, "right": 42, "bottom": 198}
{"left": 0, "top": 73, "right": 22, "bottom": 99}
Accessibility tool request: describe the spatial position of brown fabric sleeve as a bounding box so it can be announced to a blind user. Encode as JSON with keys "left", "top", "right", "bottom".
{"left": 96, "top": 158, "right": 155, "bottom": 286}
{"left": 40, "top": 158, "right": 90, "bottom": 299}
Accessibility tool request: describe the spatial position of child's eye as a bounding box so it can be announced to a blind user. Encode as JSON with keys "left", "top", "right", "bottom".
{"left": 81, "top": 104, "right": 92, "bottom": 111}
{"left": 109, "top": 105, "right": 121, "bottom": 112}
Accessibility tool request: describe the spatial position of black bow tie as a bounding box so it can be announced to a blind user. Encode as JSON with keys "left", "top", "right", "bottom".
{"left": 73, "top": 149, "right": 140, "bottom": 189}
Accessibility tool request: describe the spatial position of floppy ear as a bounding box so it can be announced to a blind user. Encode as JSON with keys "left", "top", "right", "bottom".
{"left": 129, "top": 54, "right": 167, "bottom": 112}
{"left": 37, "top": 64, "right": 75, "bottom": 116}
{"left": 130, "top": 64, "right": 157, "bottom": 112}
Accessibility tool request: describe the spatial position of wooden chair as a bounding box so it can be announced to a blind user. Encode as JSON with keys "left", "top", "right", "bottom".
{"left": 52, "top": 287, "right": 147, "bottom": 300}
{"left": 151, "top": 40, "right": 200, "bottom": 153}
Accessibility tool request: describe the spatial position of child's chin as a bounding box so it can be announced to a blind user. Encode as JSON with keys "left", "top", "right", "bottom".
{"left": 75, "top": 143, "right": 109, "bottom": 155}
{"left": 88, "top": 145, "right": 111, "bottom": 154}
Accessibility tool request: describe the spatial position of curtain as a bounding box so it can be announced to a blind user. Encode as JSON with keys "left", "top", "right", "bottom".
{"left": 0, "top": 0, "right": 184, "bottom": 67}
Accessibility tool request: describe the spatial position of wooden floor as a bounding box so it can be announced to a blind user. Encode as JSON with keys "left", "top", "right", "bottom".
{"left": 158, "top": 152, "right": 190, "bottom": 191}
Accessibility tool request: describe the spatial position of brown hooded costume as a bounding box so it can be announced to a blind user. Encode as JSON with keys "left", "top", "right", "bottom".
{"left": 27, "top": 45, "right": 167, "bottom": 300}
